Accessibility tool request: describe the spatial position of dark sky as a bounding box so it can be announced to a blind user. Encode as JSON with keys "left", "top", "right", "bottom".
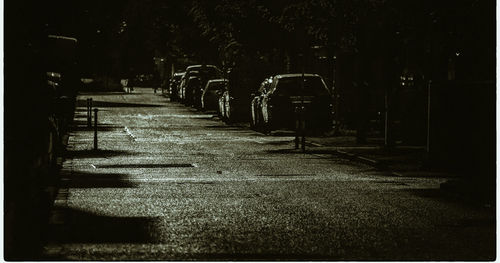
{"left": 5, "top": 0, "right": 496, "bottom": 80}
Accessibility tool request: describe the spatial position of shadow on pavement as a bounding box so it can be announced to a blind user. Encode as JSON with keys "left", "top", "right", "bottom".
{"left": 407, "top": 188, "right": 496, "bottom": 208}
{"left": 97, "top": 163, "right": 194, "bottom": 168}
{"left": 205, "top": 125, "right": 248, "bottom": 130}
{"left": 178, "top": 253, "right": 339, "bottom": 261}
{"left": 61, "top": 170, "right": 137, "bottom": 188}
{"left": 74, "top": 112, "right": 87, "bottom": 118}
{"left": 268, "top": 130, "right": 296, "bottom": 136}
{"left": 76, "top": 100, "right": 163, "bottom": 108}
{"left": 70, "top": 124, "right": 124, "bottom": 132}
{"left": 70, "top": 119, "right": 91, "bottom": 127}
{"left": 65, "top": 149, "right": 133, "bottom": 159}
{"left": 265, "top": 148, "right": 339, "bottom": 155}
{"left": 79, "top": 92, "right": 136, "bottom": 96}
{"left": 265, "top": 140, "right": 294, "bottom": 146}
{"left": 46, "top": 207, "right": 161, "bottom": 245}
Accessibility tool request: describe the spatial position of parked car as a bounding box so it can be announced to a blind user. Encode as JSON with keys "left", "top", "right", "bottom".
{"left": 218, "top": 86, "right": 227, "bottom": 119}
{"left": 201, "top": 79, "right": 228, "bottom": 111}
{"left": 184, "top": 73, "right": 200, "bottom": 106}
{"left": 178, "top": 73, "right": 188, "bottom": 101}
{"left": 178, "top": 64, "right": 222, "bottom": 106}
{"left": 168, "top": 72, "right": 184, "bottom": 100}
{"left": 179, "top": 69, "right": 200, "bottom": 103}
{"left": 250, "top": 77, "right": 272, "bottom": 130}
{"left": 193, "top": 69, "right": 223, "bottom": 109}
{"left": 260, "top": 74, "right": 334, "bottom": 132}
{"left": 222, "top": 80, "right": 259, "bottom": 123}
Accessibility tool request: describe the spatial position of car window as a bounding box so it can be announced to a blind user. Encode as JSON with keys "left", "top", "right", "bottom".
{"left": 264, "top": 82, "right": 272, "bottom": 93}
{"left": 190, "top": 66, "right": 222, "bottom": 79}
{"left": 274, "top": 77, "right": 329, "bottom": 96}
{"left": 258, "top": 83, "right": 266, "bottom": 93}
{"left": 208, "top": 82, "right": 226, "bottom": 92}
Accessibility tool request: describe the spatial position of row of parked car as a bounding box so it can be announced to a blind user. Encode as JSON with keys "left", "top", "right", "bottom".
{"left": 166, "top": 64, "right": 335, "bottom": 133}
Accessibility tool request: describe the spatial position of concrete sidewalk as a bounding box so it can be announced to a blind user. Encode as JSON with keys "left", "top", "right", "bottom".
{"left": 302, "top": 135, "right": 497, "bottom": 205}
{"left": 304, "top": 135, "right": 457, "bottom": 178}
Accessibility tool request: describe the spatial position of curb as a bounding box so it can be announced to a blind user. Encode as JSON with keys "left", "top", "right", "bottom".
{"left": 332, "top": 148, "right": 384, "bottom": 168}
{"left": 306, "top": 141, "right": 442, "bottom": 178}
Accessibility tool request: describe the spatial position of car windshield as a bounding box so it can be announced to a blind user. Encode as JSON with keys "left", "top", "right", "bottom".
{"left": 275, "top": 76, "right": 329, "bottom": 96}
{"left": 188, "top": 66, "right": 222, "bottom": 78}
{"left": 204, "top": 68, "right": 222, "bottom": 79}
{"left": 45, "top": 35, "right": 77, "bottom": 73}
{"left": 208, "top": 82, "right": 226, "bottom": 91}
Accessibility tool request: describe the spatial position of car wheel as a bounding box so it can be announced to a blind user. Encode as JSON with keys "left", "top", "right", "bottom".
{"left": 220, "top": 99, "right": 226, "bottom": 120}
{"left": 256, "top": 106, "right": 263, "bottom": 131}
{"left": 250, "top": 104, "right": 256, "bottom": 129}
{"left": 217, "top": 103, "right": 223, "bottom": 118}
{"left": 225, "top": 101, "right": 232, "bottom": 123}
{"left": 261, "top": 106, "right": 273, "bottom": 134}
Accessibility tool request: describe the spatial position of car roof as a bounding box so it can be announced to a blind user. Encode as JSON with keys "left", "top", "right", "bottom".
{"left": 186, "top": 65, "right": 218, "bottom": 70}
{"left": 173, "top": 72, "right": 185, "bottom": 76}
{"left": 275, "top": 73, "right": 321, "bottom": 79}
{"left": 207, "top": 79, "right": 228, "bottom": 83}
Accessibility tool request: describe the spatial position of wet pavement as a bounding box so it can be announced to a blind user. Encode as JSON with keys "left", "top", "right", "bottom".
{"left": 42, "top": 88, "right": 495, "bottom": 260}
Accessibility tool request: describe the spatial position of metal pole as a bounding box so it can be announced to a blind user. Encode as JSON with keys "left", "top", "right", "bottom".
{"left": 301, "top": 106, "right": 306, "bottom": 153}
{"left": 295, "top": 106, "right": 300, "bottom": 149}
{"left": 88, "top": 98, "right": 93, "bottom": 128}
{"left": 384, "top": 92, "right": 388, "bottom": 147}
{"left": 93, "top": 108, "right": 99, "bottom": 150}
{"left": 301, "top": 53, "right": 306, "bottom": 152}
{"left": 87, "top": 98, "right": 90, "bottom": 127}
{"left": 90, "top": 98, "right": 93, "bottom": 128}
{"left": 332, "top": 55, "right": 340, "bottom": 135}
{"left": 426, "top": 80, "right": 432, "bottom": 153}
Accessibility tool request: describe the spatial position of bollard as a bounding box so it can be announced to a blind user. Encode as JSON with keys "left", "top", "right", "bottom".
{"left": 295, "top": 106, "right": 300, "bottom": 149}
{"left": 93, "top": 108, "right": 98, "bottom": 150}
{"left": 88, "top": 98, "right": 93, "bottom": 128}
{"left": 300, "top": 106, "right": 306, "bottom": 152}
{"left": 87, "top": 98, "right": 90, "bottom": 127}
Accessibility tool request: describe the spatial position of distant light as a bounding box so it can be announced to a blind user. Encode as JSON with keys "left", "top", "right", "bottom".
{"left": 456, "top": 52, "right": 460, "bottom": 57}
{"left": 96, "top": 29, "right": 101, "bottom": 33}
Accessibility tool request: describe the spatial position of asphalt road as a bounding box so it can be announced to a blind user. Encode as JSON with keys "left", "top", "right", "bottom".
{"left": 43, "top": 88, "right": 495, "bottom": 260}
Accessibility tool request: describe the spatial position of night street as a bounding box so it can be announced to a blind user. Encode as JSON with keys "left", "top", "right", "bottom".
{"left": 5, "top": 1, "right": 495, "bottom": 260}
{"left": 41, "top": 88, "right": 494, "bottom": 260}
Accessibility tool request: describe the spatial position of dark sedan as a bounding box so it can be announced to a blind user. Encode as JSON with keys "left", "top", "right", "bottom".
{"left": 260, "top": 74, "right": 334, "bottom": 132}
{"left": 179, "top": 64, "right": 222, "bottom": 107}
{"left": 201, "top": 79, "right": 228, "bottom": 111}
{"left": 167, "top": 72, "right": 184, "bottom": 100}
{"left": 250, "top": 77, "right": 272, "bottom": 130}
